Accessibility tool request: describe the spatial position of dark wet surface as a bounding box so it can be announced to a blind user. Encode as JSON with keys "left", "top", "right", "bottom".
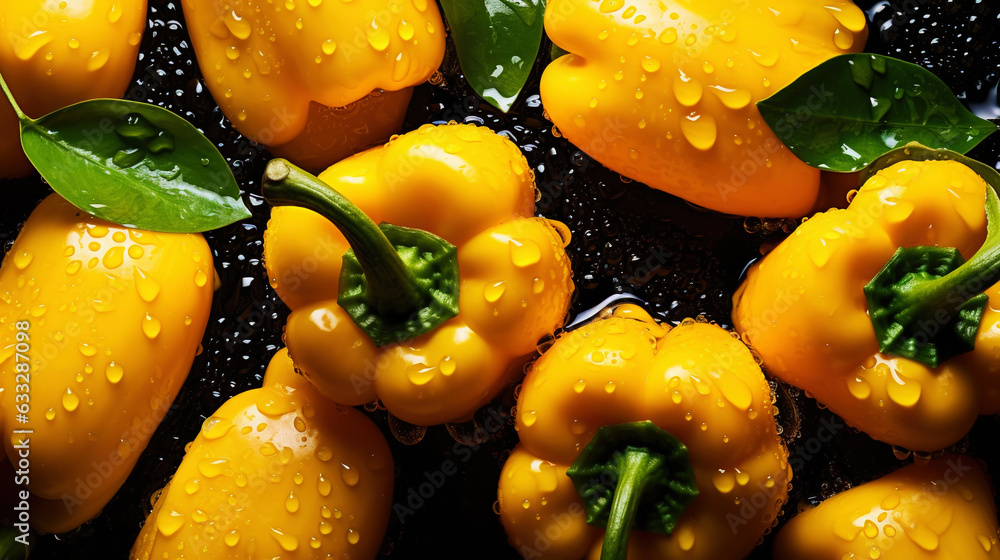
{"left": 1, "top": 0, "right": 999, "bottom": 557}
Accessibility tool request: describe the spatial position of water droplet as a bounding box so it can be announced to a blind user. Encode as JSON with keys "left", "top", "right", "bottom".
{"left": 78, "top": 342, "right": 97, "bottom": 357}
{"left": 87, "top": 50, "right": 110, "bottom": 72}
{"left": 713, "top": 471, "right": 735, "bottom": 493}
{"left": 521, "top": 410, "right": 537, "bottom": 426}
{"left": 45, "top": 408, "right": 55, "bottom": 421}
{"left": 134, "top": 268, "right": 161, "bottom": 302}
{"left": 318, "top": 474, "right": 332, "bottom": 496}
{"left": 439, "top": 356, "right": 456, "bottom": 376}
{"left": 484, "top": 281, "right": 506, "bottom": 303}
{"left": 197, "top": 458, "right": 228, "bottom": 478}
{"left": 710, "top": 86, "right": 752, "bottom": 110}
{"left": 270, "top": 527, "right": 299, "bottom": 552}
{"left": 573, "top": 379, "right": 586, "bottom": 393}
{"left": 347, "top": 528, "right": 360, "bottom": 545}
{"left": 225, "top": 530, "right": 240, "bottom": 547}
{"left": 14, "top": 30, "right": 52, "bottom": 60}
{"left": 407, "top": 365, "right": 436, "bottom": 385}
{"left": 13, "top": 251, "right": 32, "bottom": 270}
{"left": 341, "top": 463, "right": 360, "bottom": 486}
{"left": 184, "top": 478, "right": 200, "bottom": 495}
{"left": 322, "top": 39, "right": 337, "bottom": 55}
{"left": 317, "top": 446, "right": 333, "bottom": 461}
{"left": 367, "top": 18, "right": 390, "bottom": 51}
{"left": 833, "top": 28, "right": 854, "bottom": 50}
{"left": 225, "top": 45, "right": 240, "bottom": 60}
{"left": 67, "top": 38, "right": 80, "bottom": 49}
{"left": 285, "top": 491, "right": 300, "bottom": 512}
{"left": 903, "top": 522, "right": 939, "bottom": 551}
{"left": 509, "top": 239, "right": 542, "bottom": 267}
{"left": 225, "top": 10, "right": 252, "bottom": 40}
{"left": 886, "top": 372, "right": 921, "bottom": 407}
{"left": 681, "top": 113, "right": 717, "bottom": 150}
{"left": 105, "top": 362, "right": 124, "bottom": 384}
{"left": 863, "top": 519, "right": 879, "bottom": 539}
{"left": 156, "top": 509, "right": 185, "bottom": 536}
{"left": 673, "top": 71, "right": 703, "bottom": 107}
{"left": 259, "top": 442, "right": 279, "bottom": 456}
{"left": 641, "top": 56, "right": 661, "bottom": 73}
{"left": 142, "top": 313, "right": 161, "bottom": 339}
{"left": 847, "top": 376, "right": 871, "bottom": 399}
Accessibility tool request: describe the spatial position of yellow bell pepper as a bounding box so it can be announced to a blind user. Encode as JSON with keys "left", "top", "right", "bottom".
{"left": 0, "top": 194, "right": 213, "bottom": 533}
{"left": 498, "top": 306, "right": 790, "bottom": 560}
{"left": 263, "top": 123, "right": 575, "bottom": 427}
{"left": 130, "top": 348, "right": 393, "bottom": 559}
{"left": 0, "top": 0, "right": 147, "bottom": 178}
{"left": 774, "top": 455, "right": 1000, "bottom": 559}
{"left": 733, "top": 157, "right": 1000, "bottom": 452}
{"left": 541, "top": 0, "right": 867, "bottom": 217}
{"left": 181, "top": 0, "right": 445, "bottom": 171}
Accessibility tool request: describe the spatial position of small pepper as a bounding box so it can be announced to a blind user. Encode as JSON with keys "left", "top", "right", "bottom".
{"left": 0, "top": 0, "right": 147, "bottom": 178}
{"left": 263, "top": 123, "right": 575, "bottom": 427}
{"left": 541, "top": 0, "right": 867, "bottom": 217}
{"left": 130, "top": 348, "right": 393, "bottom": 560}
{"left": 774, "top": 455, "right": 1000, "bottom": 559}
{"left": 181, "top": 0, "right": 445, "bottom": 171}
{"left": 0, "top": 194, "right": 214, "bottom": 533}
{"left": 733, "top": 153, "right": 1000, "bottom": 452}
{"left": 498, "top": 306, "right": 790, "bottom": 560}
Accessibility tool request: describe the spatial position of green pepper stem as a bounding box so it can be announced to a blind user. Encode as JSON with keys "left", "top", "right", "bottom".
{"left": 262, "top": 158, "right": 424, "bottom": 316}
{"left": 600, "top": 449, "right": 663, "bottom": 560}
{"left": 890, "top": 186, "right": 1000, "bottom": 324}
{"left": 0, "top": 70, "right": 28, "bottom": 122}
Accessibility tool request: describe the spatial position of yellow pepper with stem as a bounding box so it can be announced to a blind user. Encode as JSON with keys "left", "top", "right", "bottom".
{"left": 130, "top": 348, "right": 393, "bottom": 559}
{"left": 0, "top": 194, "right": 214, "bottom": 533}
{"left": 774, "top": 455, "right": 1000, "bottom": 559}
{"left": 541, "top": 0, "right": 867, "bottom": 217}
{"left": 181, "top": 0, "right": 445, "bottom": 172}
{"left": 733, "top": 151, "right": 1000, "bottom": 452}
{"left": 0, "top": 0, "right": 147, "bottom": 178}
{"left": 262, "top": 123, "right": 574, "bottom": 427}
{"left": 498, "top": 306, "right": 790, "bottom": 560}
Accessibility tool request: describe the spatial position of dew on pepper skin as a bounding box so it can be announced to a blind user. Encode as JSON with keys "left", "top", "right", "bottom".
{"left": 142, "top": 313, "right": 161, "bottom": 339}
{"left": 317, "top": 446, "right": 333, "bottom": 461}
{"left": 197, "top": 458, "right": 229, "bottom": 478}
{"left": 156, "top": 509, "right": 185, "bottom": 536}
{"left": 134, "top": 268, "right": 161, "bottom": 302}
{"left": 225, "top": 10, "right": 252, "bottom": 40}
{"left": 13, "top": 251, "right": 32, "bottom": 270}
{"left": 224, "top": 530, "right": 240, "bottom": 547}
{"left": 367, "top": 18, "right": 390, "bottom": 51}
{"left": 270, "top": 527, "right": 299, "bottom": 551}
{"left": 680, "top": 113, "right": 717, "bottom": 151}
{"left": 318, "top": 474, "right": 332, "bottom": 496}
{"left": 65, "top": 260, "right": 82, "bottom": 275}
{"left": 285, "top": 491, "right": 300, "bottom": 513}
{"left": 347, "top": 528, "right": 360, "bottom": 545}
{"left": 509, "top": 239, "right": 542, "bottom": 267}
{"left": 105, "top": 361, "right": 124, "bottom": 384}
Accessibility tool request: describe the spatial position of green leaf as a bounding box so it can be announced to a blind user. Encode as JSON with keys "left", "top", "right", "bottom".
{"left": 862, "top": 144, "right": 1000, "bottom": 367}
{"left": 17, "top": 99, "right": 250, "bottom": 232}
{"left": 757, "top": 53, "right": 998, "bottom": 172}
{"left": 439, "top": 0, "right": 546, "bottom": 113}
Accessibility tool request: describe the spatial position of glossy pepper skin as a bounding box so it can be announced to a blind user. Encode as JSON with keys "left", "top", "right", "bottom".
{"left": 0, "top": 194, "right": 213, "bottom": 533}
{"left": 541, "top": 0, "right": 867, "bottom": 217}
{"left": 774, "top": 455, "right": 1000, "bottom": 559}
{"left": 264, "top": 123, "right": 575, "bottom": 426}
{"left": 733, "top": 159, "right": 1000, "bottom": 452}
{"left": 131, "top": 349, "right": 393, "bottom": 559}
{"left": 182, "top": 0, "right": 445, "bottom": 171}
{"left": 498, "top": 306, "right": 790, "bottom": 560}
{"left": 0, "top": 0, "right": 146, "bottom": 178}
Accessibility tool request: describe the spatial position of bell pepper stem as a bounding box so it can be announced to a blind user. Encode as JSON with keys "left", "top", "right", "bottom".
{"left": 0, "top": 70, "right": 29, "bottom": 122}
{"left": 892, "top": 232, "right": 1000, "bottom": 322}
{"left": 599, "top": 449, "right": 663, "bottom": 560}
{"left": 262, "top": 158, "right": 424, "bottom": 316}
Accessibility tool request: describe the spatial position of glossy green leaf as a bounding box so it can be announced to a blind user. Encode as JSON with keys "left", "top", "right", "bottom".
{"left": 439, "top": 0, "right": 546, "bottom": 113}
{"left": 0, "top": 71, "right": 249, "bottom": 233}
{"left": 758, "top": 53, "right": 998, "bottom": 172}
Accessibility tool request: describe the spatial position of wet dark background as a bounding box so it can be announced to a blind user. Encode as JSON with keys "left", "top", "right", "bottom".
{"left": 2, "top": 0, "right": 999, "bottom": 557}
